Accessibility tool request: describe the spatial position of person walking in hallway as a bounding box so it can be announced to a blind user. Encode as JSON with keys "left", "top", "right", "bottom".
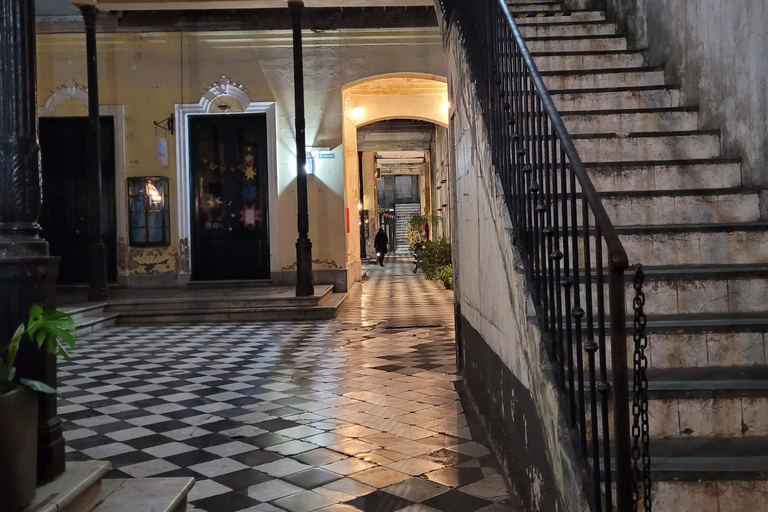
{"left": 374, "top": 227, "right": 388, "bottom": 266}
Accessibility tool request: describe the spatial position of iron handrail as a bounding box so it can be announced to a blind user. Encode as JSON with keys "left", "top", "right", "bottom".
{"left": 497, "top": 3, "right": 628, "bottom": 270}
{"left": 439, "top": 0, "right": 633, "bottom": 510}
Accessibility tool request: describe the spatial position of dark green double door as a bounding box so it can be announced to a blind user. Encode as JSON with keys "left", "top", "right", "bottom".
{"left": 189, "top": 115, "right": 270, "bottom": 281}
{"left": 39, "top": 117, "right": 117, "bottom": 284}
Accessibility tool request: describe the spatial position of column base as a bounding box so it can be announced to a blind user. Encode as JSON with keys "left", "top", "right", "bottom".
{"left": 296, "top": 237, "right": 314, "bottom": 297}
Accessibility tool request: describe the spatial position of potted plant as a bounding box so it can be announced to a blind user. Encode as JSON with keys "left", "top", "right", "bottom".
{"left": 0, "top": 306, "right": 76, "bottom": 512}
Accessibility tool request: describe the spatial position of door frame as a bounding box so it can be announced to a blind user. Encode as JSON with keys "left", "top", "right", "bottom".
{"left": 39, "top": 80, "right": 126, "bottom": 279}
{"left": 175, "top": 76, "right": 279, "bottom": 280}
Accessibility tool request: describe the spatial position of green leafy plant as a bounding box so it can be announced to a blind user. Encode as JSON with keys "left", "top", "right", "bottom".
{"left": 0, "top": 306, "right": 76, "bottom": 394}
{"left": 421, "top": 238, "right": 452, "bottom": 280}
{"left": 406, "top": 213, "right": 442, "bottom": 248}
{"left": 436, "top": 265, "right": 454, "bottom": 290}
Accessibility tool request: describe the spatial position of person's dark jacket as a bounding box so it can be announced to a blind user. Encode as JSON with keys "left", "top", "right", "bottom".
{"left": 374, "top": 230, "right": 389, "bottom": 254}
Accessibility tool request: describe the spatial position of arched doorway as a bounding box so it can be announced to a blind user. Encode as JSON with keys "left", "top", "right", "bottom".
{"left": 341, "top": 74, "right": 449, "bottom": 280}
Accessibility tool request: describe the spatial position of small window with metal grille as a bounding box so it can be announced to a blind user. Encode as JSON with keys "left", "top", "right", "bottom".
{"left": 128, "top": 176, "right": 170, "bottom": 247}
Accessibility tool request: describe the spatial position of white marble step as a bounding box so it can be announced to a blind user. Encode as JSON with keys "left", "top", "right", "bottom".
{"left": 572, "top": 131, "right": 720, "bottom": 162}
{"left": 594, "top": 190, "right": 759, "bottom": 227}
{"left": 591, "top": 373, "right": 768, "bottom": 440}
{"left": 561, "top": 108, "right": 699, "bottom": 134}
{"left": 506, "top": 2, "right": 563, "bottom": 12}
{"left": 586, "top": 159, "right": 742, "bottom": 193}
{"left": 532, "top": 51, "right": 645, "bottom": 71}
{"left": 515, "top": 11, "right": 605, "bottom": 23}
{"left": 541, "top": 68, "right": 666, "bottom": 90}
{"left": 517, "top": 21, "right": 616, "bottom": 38}
{"left": 93, "top": 478, "right": 195, "bottom": 512}
{"left": 526, "top": 35, "right": 627, "bottom": 52}
{"left": 551, "top": 86, "right": 680, "bottom": 111}
{"left": 615, "top": 225, "right": 768, "bottom": 266}
{"left": 24, "top": 461, "right": 110, "bottom": 512}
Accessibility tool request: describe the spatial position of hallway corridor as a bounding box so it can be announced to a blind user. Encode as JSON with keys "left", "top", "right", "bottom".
{"left": 58, "top": 263, "right": 514, "bottom": 512}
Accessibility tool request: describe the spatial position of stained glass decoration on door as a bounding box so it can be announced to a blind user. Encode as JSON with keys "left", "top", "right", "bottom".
{"left": 189, "top": 115, "right": 270, "bottom": 280}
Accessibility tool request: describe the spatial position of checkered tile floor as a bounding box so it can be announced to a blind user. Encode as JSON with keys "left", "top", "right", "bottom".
{"left": 59, "top": 263, "right": 515, "bottom": 512}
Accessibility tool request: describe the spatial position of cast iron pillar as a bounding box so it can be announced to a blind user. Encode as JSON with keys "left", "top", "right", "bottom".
{"left": 289, "top": 0, "right": 313, "bottom": 297}
{"left": 0, "top": 0, "right": 64, "bottom": 484}
{"left": 81, "top": 5, "right": 107, "bottom": 302}
{"left": 358, "top": 152, "right": 366, "bottom": 259}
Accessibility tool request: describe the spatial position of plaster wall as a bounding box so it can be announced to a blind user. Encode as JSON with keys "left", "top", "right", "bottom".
{"left": 430, "top": 125, "right": 451, "bottom": 240}
{"left": 588, "top": 0, "right": 768, "bottom": 186}
{"left": 442, "top": 12, "right": 591, "bottom": 512}
{"left": 35, "top": 27, "right": 445, "bottom": 287}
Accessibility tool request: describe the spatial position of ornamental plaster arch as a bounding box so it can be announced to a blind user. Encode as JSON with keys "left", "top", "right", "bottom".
{"left": 40, "top": 79, "right": 90, "bottom": 117}
{"left": 38, "top": 80, "right": 128, "bottom": 277}
{"left": 175, "top": 75, "right": 280, "bottom": 281}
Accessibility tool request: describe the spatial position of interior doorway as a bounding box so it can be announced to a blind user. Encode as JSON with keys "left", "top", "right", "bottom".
{"left": 39, "top": 116, "right": 117, "bottom": 284}
{"left": 188, "top": 114, "right": 270, "bottom": 281}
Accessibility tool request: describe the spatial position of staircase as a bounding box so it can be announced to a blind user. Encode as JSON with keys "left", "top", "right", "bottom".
{"left": 395, "top": 203, "right": 421, "bottom": 254}
{"left": 506, "top": 1, "right": 768, "bottom": 510}
{"left": 24, "top": 461, "right": 193, "bottom": 512}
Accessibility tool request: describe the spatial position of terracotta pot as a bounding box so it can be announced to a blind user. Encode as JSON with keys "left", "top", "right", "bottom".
{"left": 0, "top": 387, "right": 38, "bottom": 512}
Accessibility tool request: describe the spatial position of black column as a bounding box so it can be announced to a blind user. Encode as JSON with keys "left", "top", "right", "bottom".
{"left": 81, "top": 5, "right": 107, "bottom": 302}
{"left": 289, "top": 0, "right": 313, "bottom": 297}
{"left": 0, "top": 0, "right": 64, "bottom": 484}
{"left": 358, "top": 152, "right": 366, "bottom": 259}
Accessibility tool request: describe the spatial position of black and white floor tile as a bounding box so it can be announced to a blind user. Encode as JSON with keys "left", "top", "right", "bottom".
{"left": 58, "top": 263, "right": 516, "bottom": 512}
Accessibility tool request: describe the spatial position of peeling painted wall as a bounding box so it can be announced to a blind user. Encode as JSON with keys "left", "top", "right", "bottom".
{"left": 440, "top": 10, "right": 592, "bottom": 512}
{"left": 584, "top": 0, "right": 768, "bottom": 186}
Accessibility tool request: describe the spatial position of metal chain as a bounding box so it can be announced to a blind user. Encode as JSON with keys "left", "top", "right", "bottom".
{"left": 631, "top": 264, "right": 652, "bottom": 511}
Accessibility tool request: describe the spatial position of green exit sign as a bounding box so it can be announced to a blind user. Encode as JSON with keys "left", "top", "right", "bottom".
{"left": 318, "top": 153, "right": 335, "bottom": 159}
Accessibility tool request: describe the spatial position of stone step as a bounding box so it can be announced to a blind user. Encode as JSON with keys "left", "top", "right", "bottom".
{"left": 585, "top": 159, "right": 742, "bottom": 193}
{"left": 586, "top": 366, "right": 768, "bottom": 440}
{"left": 647, "top": 438, "right": 768, "bottom": 512}
{"left": 596, "top": 189, "right": 759, "bottom": 227}
{"left": 515, "top": 10, "right": 605, "bottom": 23}
{"left": 561, "top": 107, "right": 699, "bottom": 134}
{"left": 594, "top": 438, "right": 768, "bottom": 511}
{"left": 550, "top": 86, "right": 680, "bottom": 111}
{"left": 61, "top": 302, "right": 108, "bottom": 325}
{"left": 597, "top": 311, "right": 768, "bottom": 369}
{"left": 614, "top": 223, "right": 768, "bottom": 266}
{"left": 24, "top": 461, "right": 110, "bottom": 512}
{"left": 517, "top": 20, "right": 617, "bottom": 38}
{"left": 572, "top": 131, "right": 720, "bottom": 162}
{"left": 541, "top": 67, "right": 665, "bottom": 90}
{"left": 75, "top": 313, "right": 120, "bottom": 334}
{"left": 578, "top": 262, "right": 768, "bottom": 320}
{"left": 506, "top": 2, "right": 563, "bottom": 12}
{"left": 106, "top": 284, "right": 335, "bottom": 313}
{"left": 531, "top": 50, "right": 645, "bottom": 72}
{"left": 93, "top": 478, "right": 195, "bottom": 512}
{"left": 635, "top": 311, "right": 768, "bottom": 370}
{"left": 115, "top": 292, "right": 348, "bottom": 324}
{"left": 525, "top": 35, "right": 628, "bottom": 53}
{"left": 643, "top": 366, "right": 768, "bottom": 439}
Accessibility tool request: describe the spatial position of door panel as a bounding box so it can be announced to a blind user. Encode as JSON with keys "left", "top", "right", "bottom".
{"left": 189, "top": 115, "right": 270, "bottom": 280}
{"left": 39, "top": 117, "right": 117, "bottom": 284}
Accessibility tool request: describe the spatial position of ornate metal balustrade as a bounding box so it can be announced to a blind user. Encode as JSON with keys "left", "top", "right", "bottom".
{"left": 438, "top": 1, "right": 651, "bottom": 511}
